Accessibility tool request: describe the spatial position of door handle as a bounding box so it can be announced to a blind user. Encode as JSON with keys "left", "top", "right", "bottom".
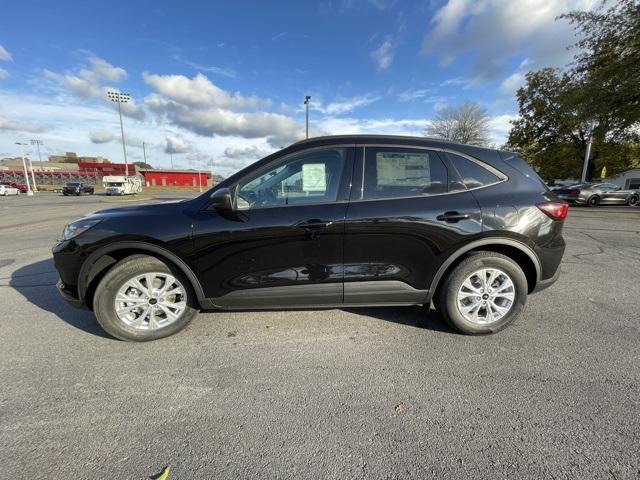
{"left": 296, "top": 219, "right": 333, "bottom": 229}
{"left": 436, "top": 211, "right": 471, "bottom": 223}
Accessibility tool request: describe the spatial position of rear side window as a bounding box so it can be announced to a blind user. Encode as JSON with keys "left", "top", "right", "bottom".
{"left": 448, "top": 153, "right": 501, "bottom": 189}
{"left": 362, "top": 147, "right": 448, "bottom": 200}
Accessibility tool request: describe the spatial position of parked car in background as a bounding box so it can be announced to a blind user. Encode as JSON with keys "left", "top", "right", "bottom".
{"left": 0, "top": 183, "right": 20, "bottom": 196}
{"left": 555, "top": 182, "right": 639, "bottom": 207}
{"left": 53, "top": 135, "right": 568, "bottom": 341}
{"left": 63, "top": 182, "right": 95, "bottom": 196}
{"left": 9, "top": 182, "right": 28, "bottom": 193}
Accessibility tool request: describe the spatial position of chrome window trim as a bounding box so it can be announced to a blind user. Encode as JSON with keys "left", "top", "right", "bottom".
{"left": 352, "top": 144, "right": 508, "bottom": 203}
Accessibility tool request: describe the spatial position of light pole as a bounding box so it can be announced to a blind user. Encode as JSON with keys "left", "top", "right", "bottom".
{"left": 15, "top": 142, "right": 33, "bottom": 196}
{"left": 107, "top": 91, "right": 131, "bottom": 176}
{"left": 29, "top": 139, "right": 43, "bottom": 192}
{"left": 142, "top": 141, "right": 148, "bottom": 167}
{"left": 581, "top": 120, "right": 596, "bottom": 183}
{"left": 304, "top": 96, "right": 311, "bottom": 139}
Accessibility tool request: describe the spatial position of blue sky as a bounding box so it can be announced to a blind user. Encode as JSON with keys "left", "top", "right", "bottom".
{"left": 0, "top": 0, "right": 595, "bottom": 175}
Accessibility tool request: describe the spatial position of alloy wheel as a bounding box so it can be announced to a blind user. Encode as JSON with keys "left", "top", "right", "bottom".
{"left": 456, "top": 268, "right": 515, "bottom": 324}
{"left": 114, "top": 272, "right": 187, "bottom": 330}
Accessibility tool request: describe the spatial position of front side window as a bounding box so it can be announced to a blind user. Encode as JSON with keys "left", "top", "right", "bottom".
{"left": 236, "top": 148, "right": 346, "bottom": 210}
{"left": 362, "top": 147, "right": 448, "bottom": 200}
{"left": 448, "top": 153, "right": 501, "bottom": 189}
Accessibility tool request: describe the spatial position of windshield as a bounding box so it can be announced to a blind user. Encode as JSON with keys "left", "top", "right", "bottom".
{"left": 66, "top": 183, "right": 80, "bottom": 186}
{"left": 106, "top": 183, "right": 123, "bottom": 187}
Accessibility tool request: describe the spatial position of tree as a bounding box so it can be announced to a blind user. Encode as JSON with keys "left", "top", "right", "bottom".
{"left": 506, "top": 0, "right": 640, "bottom": 180}
{"left": 133, "top": 161, "right": 153, "bottom": 169}
{"left": 425, "top": 101, "right": 490, "bottom": 146}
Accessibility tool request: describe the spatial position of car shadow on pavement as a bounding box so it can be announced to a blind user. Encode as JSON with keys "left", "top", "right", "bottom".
{"left": 341, "top": 305, "right": 456, "bottom": 333}
{"left": 10, "top": 258, "right": 112, "bottom": 339}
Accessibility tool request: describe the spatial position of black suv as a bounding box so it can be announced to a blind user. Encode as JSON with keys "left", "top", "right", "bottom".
{"left": 62, "top": 182, "right": 95, "bottom": 196}
{"left": 53, "top": 135, "right": 567, "bottom": 341}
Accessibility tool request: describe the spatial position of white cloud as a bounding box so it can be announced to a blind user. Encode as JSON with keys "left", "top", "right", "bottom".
{"left": 499, "top": 72, "right": 526, "bottom": 95}
{"left": 397, "top": 88, "right": 433, "bottom": 102}
{"left": 422, "top": 0, "right": 597, "bottom": 83}
{"left": 89, "top": 130, "right": 115, "bottom": 143}
{"left": 224, "top": 145, "right": 272, "bottom": 160}
{"left": 0, "top": 115, "right": 46, "bottom": 133}
{"left": 487, "top": 114, "right": 517, "bottom": 146}
{"left": 43, "top": 55, "right": 146, "bottom": 120}
{"left": 164, "top": 135, "right": 191, "bottom": 154}
{"left": 143, "top": 72, "right": 269, "bottom": 109}
{"left": 144, "top": 72, "right": 305, "bottom": 148}
{"left": 316, "top": 94, "right": 381, "bottom": 115}
{"left": 371, "top": 37, "right": 395, "bottom": 71}
{"left": 0, "top": 68, "right": 8, "bottom": 80}
{"left": 184, "top": 61, "right": 236, "bottom": 78}
{"left": 0, "top": 44, "right": 11, "bottom": 62}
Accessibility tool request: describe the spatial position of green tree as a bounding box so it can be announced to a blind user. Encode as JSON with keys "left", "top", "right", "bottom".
{"left": 506, "top": 0, "right": 640, "bottom": 180}
{"left": 133, "top": 161, "right": 153, "bottom": 169}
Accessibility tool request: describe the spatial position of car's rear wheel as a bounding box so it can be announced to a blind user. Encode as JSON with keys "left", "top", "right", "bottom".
{"left": 437, "top": 252, "right": 527, "bottom": 334}
{"left": 587, "top": 195, "right": 600, "bottom": 207}
{"left": 628, "top": 195, "right": 639, "bottom": 207}
{"left": 93, "top": 255, "right": 199, "bottom": 341}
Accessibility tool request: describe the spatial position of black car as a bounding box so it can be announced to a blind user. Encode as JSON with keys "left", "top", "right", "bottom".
{"left": 62, "top": 182, "right": 95, "bottom": 196}
{"left": 53, "top": 135, "right": 567, "bottom": 341}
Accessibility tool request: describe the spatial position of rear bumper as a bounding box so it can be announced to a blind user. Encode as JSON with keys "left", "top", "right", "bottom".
{"left": 531, "top": 265, "right": 561, "bottom": 293}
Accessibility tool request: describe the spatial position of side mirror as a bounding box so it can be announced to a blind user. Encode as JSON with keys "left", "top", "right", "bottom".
{"left": 209, "top": 187, "right": 233, "bottom": 211}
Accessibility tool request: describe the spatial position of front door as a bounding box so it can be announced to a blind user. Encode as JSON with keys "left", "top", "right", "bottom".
{"left": 192, "top": 146, "right": 354, "bottom": 307}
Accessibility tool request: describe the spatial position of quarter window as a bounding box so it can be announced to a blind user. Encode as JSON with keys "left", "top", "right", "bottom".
{"left": 236, "top": 148, "right": 346, "bottom": 210}
{"left": 362, "top": 147, "right": 448, "bottom": 200}
{"left": 448, "top": 153, "right": 501, "bottom": 189}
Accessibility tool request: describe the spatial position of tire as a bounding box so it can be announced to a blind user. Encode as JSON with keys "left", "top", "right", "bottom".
{"left": 587, "top": 195, "right": 599, "bottom": 207}
{"left": 628, "top": 195, "right": 639, "bottom": 207}
{"left": 93, "top": 255, "right": 199, "bottom": 341}
{"left": 437, "top": 252, "right": 528, "bottom": 335}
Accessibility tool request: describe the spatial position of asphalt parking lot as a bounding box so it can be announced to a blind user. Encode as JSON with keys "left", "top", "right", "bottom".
{"left": 1, "top": 193, "right": 639, "bottom": 479}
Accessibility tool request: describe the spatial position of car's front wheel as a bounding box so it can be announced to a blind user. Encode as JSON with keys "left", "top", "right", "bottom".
{"left": 627, "top": 195, "right": 639, "bottom": 207}
{"left": 437, "top": 252, "right": 528, "bottom": 334}
{"left": 93, "top": 255, "right": 199, "bottom": 341}
{"left": 587, "top": 195, "right": 600, "bottom": 207}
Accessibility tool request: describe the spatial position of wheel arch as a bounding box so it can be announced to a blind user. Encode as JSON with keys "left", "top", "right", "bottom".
{"left": 427, "top": 238, "right": 541, "bottom": 302}
{"left": 78, "top": 241, "right": 205, "bottom": 309}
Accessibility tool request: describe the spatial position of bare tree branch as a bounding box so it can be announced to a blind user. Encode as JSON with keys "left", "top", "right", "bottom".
{"left": 424, "top": 101, "right": 490, "bottom": 146}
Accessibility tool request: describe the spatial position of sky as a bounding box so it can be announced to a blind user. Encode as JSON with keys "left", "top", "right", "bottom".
{"left": 0, "top": 0, "right": 597, "bottom": 176}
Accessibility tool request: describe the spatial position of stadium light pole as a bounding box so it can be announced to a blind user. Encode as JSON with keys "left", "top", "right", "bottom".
{"left": 29, "top": 139, "right": 43, "bottom": 192}
{"left": 142, "top": 141, "right": 148, "bottom": 167}
{"left": 15, "top": 142, "right": 33, "bottom": 196}
{"left": 304, "top": 95, "right": 311, "bottom": 139}
{"left": 107, "top": 91, "right": 131, "bottom": 176}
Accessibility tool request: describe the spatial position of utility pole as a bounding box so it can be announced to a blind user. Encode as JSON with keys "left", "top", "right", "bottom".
{"left": 170, "top": 153, "right": 174, "bottom": 169}
{"left": 304, "top": 95, "right": 311, "bottom": 139}
{"left": 107, "top": 91, "right": 131, "bottom": 176}
{"left": 15, "top": 142, "right": 33, "bottom": 196}
{"left": 30, "top": 139, "right": 43, "bottom": 192}
{"left": 142, "top": 141, "right": 148, "bottom": 167}
{"left": 581, "top": 120, "right": 596, "bottom": 183}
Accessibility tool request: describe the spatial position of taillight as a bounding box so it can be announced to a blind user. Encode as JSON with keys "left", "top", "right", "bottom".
{"left": 538, "top": 201, "right": 569, "bottom": 220}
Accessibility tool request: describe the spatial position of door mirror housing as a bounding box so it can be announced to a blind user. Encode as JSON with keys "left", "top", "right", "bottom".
{"left": 209, "top": 188, "right": 233, "bottom": 211}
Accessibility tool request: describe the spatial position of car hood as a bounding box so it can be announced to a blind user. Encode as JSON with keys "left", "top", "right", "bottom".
{"left": 86, "top": 198, "right": 188, "bottom": 218}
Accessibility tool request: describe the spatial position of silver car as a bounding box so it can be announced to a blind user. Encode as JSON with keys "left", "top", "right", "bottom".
{"left": 555, "top": 182, "right": 640, "bottom": 207}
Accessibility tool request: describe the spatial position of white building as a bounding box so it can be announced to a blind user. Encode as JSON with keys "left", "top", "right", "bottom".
{"left": 605, "top": 168, "right": 640, "bottom": 190}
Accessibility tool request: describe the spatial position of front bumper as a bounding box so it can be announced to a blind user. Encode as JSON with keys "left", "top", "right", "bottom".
{"left": 56, "top": 279, "right": 87, "bottom": 309}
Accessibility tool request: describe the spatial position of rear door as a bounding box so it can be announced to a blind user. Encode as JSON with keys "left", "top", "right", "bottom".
{"left": 342, "top": 145, "right": 483, "bottom": 304}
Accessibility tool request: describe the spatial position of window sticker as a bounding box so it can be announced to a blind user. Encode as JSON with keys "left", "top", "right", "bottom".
{"left": 376, "top": 152, "right": 431, "bottom": 187}
{"left": 302, "top": 163, "right": 327, "bottom": 192}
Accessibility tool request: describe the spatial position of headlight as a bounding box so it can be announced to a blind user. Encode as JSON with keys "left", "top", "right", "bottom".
{"left": 61, "top": 218, "right": 102, "bottom": 241}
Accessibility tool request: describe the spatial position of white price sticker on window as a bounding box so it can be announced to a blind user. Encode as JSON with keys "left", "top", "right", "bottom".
{"left": 302, "top": 163, "right": 326, "bottom": 192}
